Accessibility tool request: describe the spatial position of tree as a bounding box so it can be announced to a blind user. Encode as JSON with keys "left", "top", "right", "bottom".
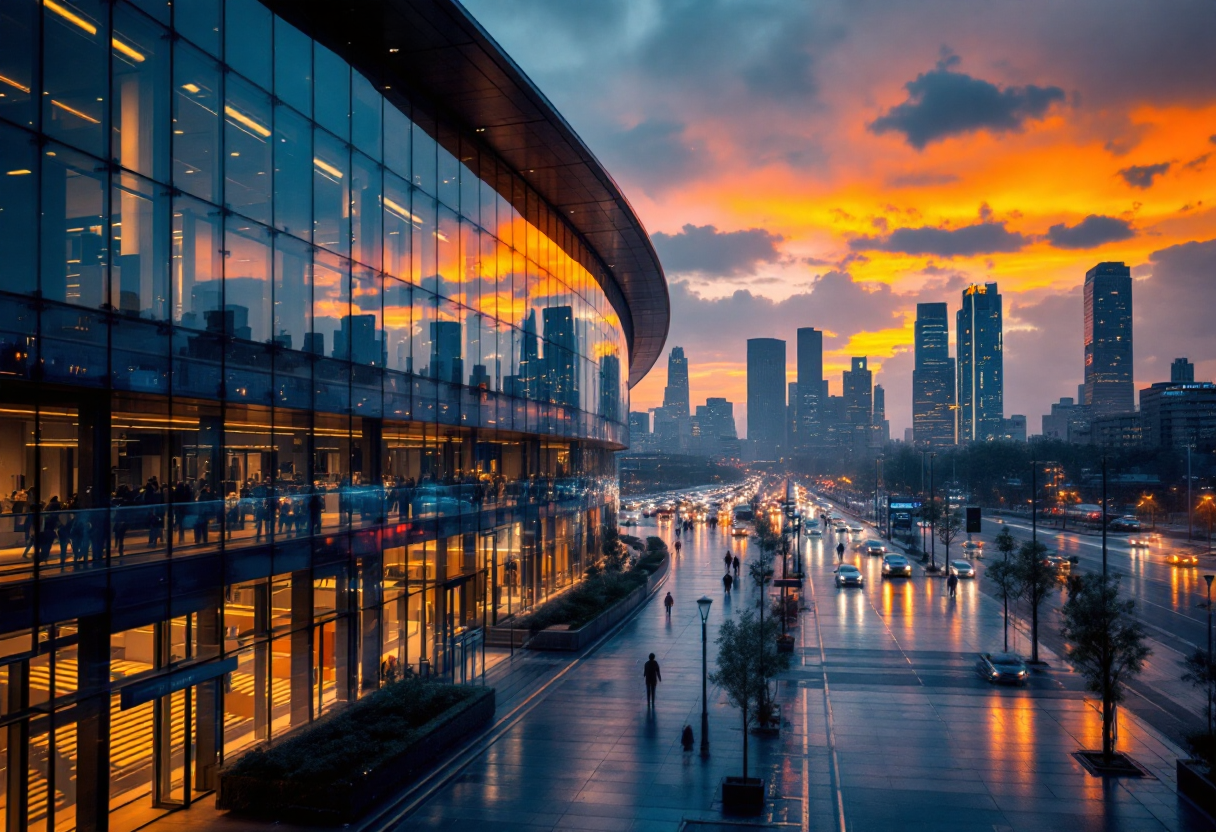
{"left": 1014, "top": 539, "right": 1054, "bottom": 663}
{"left": 601, "top": 525, "right": 627, "bottom": 572}
{"left": 987, "top": 527, "right": 1021, "bottom": 652}
{"left": 919, "top": 499, "right": 943, "bottom": 570}
{"left": 1182, "top": 649, "right": 1216, "bottom": 766}
{"left": 937, "top": 510, "right": 963, "bottom": 567}
{"left": 1060, "top": 573, "right": 1150, "bottom": 760}
{"left": 710, "top": 608, "right": 791, "bottom": 781}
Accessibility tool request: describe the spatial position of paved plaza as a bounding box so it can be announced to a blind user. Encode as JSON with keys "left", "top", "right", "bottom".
{"left": 398, "top": 515, "right": 1211, "bottom": 831}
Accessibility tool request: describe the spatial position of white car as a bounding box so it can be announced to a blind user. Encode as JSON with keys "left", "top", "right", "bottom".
{"left": 835, "top": 564, "right": 864, "bottom": 588}
{"left": 962, "top": 540, "right": 983, "bottom": 557}
{"left": 808, "top": 528, "right": 823, "bottom": 538}
{"left": 949, "top": 560, "right": 975, "bottom": 579}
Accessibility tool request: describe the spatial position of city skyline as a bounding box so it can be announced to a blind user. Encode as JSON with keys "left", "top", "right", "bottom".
{"left": 466, "top": 0, "right": 1216, "bottom": 439}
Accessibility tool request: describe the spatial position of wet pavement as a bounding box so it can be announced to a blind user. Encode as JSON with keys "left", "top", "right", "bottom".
{"left": 399, "top": 512, "right": 1211, "bottom": 831}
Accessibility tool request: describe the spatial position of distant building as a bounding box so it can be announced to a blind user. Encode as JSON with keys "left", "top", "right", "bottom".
{"left": 1140, "top": 381, "right": 1216, "bottom": 450}
{"left": 1172, "top": 357, "right": 1195, "bottom": 384}
{"left": 1087, "top": 412, "right": 1143, "bottom": 448}
{"left": 1000, "top": 415, "right": 1027, "bottom": 442}
{"left": 663, "top": 346, "right": 691, "bottom": 418}
{"left": 843, "top": 357, "right": 873, "bottom": 424}
{"left": 747, "top": 338, "right": 787, "bottom": 460}
{"left": 913, "top": 302, "right": 956, "bottom": 447}
{"left": 904, "top": 427, "right": 915, "bottom": 444}
{"left": 873, "top": 384, "right": 890, "bottom": 444}
{"left": 957, "top": 283, "right": 1003, "bottom": 442}
{"left": 795, "top": 327, "right": 825, "bottom": 449}
{"left": 694, "top": 397, "right": 739, "bottom": 460}
{"left": 629, "top": 411, "right": 651, "bottom": 437}
{"left": 1083, "top": 262, "right": 1134, "bottom": 416}
{"left": 1041, "top": 397, "right": 1088, "bottom": 442}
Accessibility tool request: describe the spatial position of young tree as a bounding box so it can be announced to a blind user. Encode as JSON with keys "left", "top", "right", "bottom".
{"left": 1182, "top": 649, "right": 1216, "bottom": 766}
{"left": 710, "top": 608, "right": 791, "bottom": 781}
{"left": 601, "top": 525, "right": 627, "bottom": 572}
{"left": 1014, "top": 539, "right": 1054, "bottom": 663}
{"left": 919, "top": 499, "right": 943, "bottom": 571}
{"left": 937, "top": 510, "right": 963, "bottom": 568}
{"left": 987, "top": 528, "right": 1021, "bottom": 652}
{"left": 1060, "top": 573, "right": 1150, "bottom": 760}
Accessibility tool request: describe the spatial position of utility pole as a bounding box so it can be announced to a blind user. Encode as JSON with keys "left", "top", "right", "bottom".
{"left": 1189, "top": 445, "right": 1194, "bottom": 540}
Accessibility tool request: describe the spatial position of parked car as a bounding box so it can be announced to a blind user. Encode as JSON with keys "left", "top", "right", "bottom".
{"left": 835, "top": 564, "right": 864, "bottom": 588}
{"left": 949, "top": 560, "right": 975, "bottom": 579}
{"left": 863, "top": 540, "right": 887, "bottom": 556}
{"left": 881, "top": 554, "right": 912, "bottom": 577}
{"left": 1167, "top": 552, "right": 1200, "bottom": 567}
{"left": 976, "top": 652, "right": 1029, "bottom": 685}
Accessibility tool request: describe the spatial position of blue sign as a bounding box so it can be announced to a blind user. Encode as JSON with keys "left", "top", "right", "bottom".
{"left": 120, "top": 657, "right": 237, "bottom": 710}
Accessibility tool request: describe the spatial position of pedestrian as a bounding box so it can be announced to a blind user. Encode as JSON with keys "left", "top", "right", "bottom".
{"left": 947, "top": 572, "right": 958, "bottom": 598}
{"left": 664, "top": 591, "right": 674, "bottom": 618}
{"left": 724, "top": 551, "right": 732, "bottom": 571}
{"left": 836, "top": 541, "right": 845, "bottom": 561}
{"left": 681, "top": 724, "right": 694, "bottom": 752}
{"left": 643, "top": 653, "right": 661, "bottom": 707}
{"left": 732, "top": 555, "right": 740, "bottom": 576}
{"left": 723, "top": 572, "right": 733, "bottom": 592}
{"left": 674, "top": 540, "right": 682, "bottom": 556}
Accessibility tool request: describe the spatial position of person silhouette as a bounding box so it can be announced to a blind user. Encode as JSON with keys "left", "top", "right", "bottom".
{"left": 664, "top": 592, "right": 674, "bottom": 618}
{"left": 643, "top": 653, "right": 662, "bottom": 706}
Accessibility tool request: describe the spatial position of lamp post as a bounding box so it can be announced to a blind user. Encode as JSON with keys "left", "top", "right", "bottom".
{"left": 1205, "top": 575, "right": 1214, "bottom": 743}
{"left": 1201, "top": 495, "right": 1214, "bottom": 554}
{"left": 697, "top": 595, "right": 713, "bottom": 755}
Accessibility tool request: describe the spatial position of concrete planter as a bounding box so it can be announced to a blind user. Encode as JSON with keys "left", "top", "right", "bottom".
{"left": 495, "top": 556, "right": 669, "bottom": 652}
{"left": 217, "top": 688, "right": 495, "bottom": 823}
{"left": 1178, "top": 759, "right": 1216, "bottom": 821}
{"left": 721, "top": 776, "right": 764, "bottom": 815}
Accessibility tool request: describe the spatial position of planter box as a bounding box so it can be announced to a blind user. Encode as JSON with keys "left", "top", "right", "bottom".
{"left": 776, "top": 636, "right": 796, "bottom": 654}
{"left": 217, "top": 687, "right": 495, "bottom": 823}
{"left": 1178, "top": 759, "right": 1216, "bottom": 821}
{"left": 494, "top": 556, "right": 669, "bottom": 652}
{"left": 722, "top": 776, "right": 765, "bottom": 815}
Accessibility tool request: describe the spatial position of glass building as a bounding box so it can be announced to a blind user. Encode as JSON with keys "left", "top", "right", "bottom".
{"left": 1083, "top": 261, "right": 1133, "bottom": 416}
{"left": 912, "top": 302, "right": 956, "bottom": 447}
{"left": 956, "top": 283, "right": 1003, "bottom": 442}
{"left": 0, "top": 1, "right": 668, "bottom": 830}
{"left": 745, "top": 338, "right": 785, "bottom": 462}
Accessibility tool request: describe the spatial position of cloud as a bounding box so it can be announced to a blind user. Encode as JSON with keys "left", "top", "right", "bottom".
{"left": 885, "top": 171, "right": 960, "bottom": 189}
{"left": 652, "top": 224, "right": 785, "bottom": 278}
{"left": 601, "top": 120, "right": 707, "bottom": 193}
{"left": 1136, "top": 238, "right": 1216, "bottom": 383}
{"left": 1118, "top": 162, "right": 1170, "bottom": 189}
{"left": 1184, "top": 153, "right": 1211, "bottom": 172}
{"left": 849, "top": 221, "right": 1029, "bottom": 257}
{"left": 869, "top": 56, "right": 1065, "bottom": 149}
{"left": 1045, "top": 215, "right": 1136, "bottom": 249}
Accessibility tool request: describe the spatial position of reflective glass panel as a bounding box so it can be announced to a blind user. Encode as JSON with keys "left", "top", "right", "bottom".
{"left": 313, "top": 128, "right": 350, "bottom": 257}
{"left": 42, "top": 0, "right": 108, "bottom": 157}
{"left": 273, "top": 233, "right": 312, "bottom": 352}
{"left": 273, "top": 103, "right": 312, "bottom": 240}
{"left": 0, "top": 0, "right": 38, "bottom": 129}
{"left": 225, "top": 0, "right": 272, "bottom": 90}
{"left": 351, "top": 151, "right": 382, "bottom": 271}
{"left": 173, "top": 43, "right": 222, "bottom": 203}
{"left": 352, "top": 72, "right": 382, "bottom": 161}
{"left": 41, "top": 143, "right": 107, "bottom": 308}
{"left": 224, "top": 74, "right": 273, "bottom": 225}
{"left": 0, "top": 123, "right": 37, "bottom": 296}
{"left": 274, "top": 17, "right": 312, "bottom": 117}
{"left": 172, "top": 194, "right": 223, "bottom": 331}
{"left": 225, "top": 216, "right": 272, "bottom": 343}
{"left": 112, "top": 4, "right": 169, "bottom": 181}
{"left": 111, "top": 170, "right": 169, "bottom": 320}
{"left": 314, "top": 44, "right": 349, "bottom": 140}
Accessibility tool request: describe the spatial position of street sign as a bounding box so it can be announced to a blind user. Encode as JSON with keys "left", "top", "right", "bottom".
{"left": 966, "top": 506, "right": 982, "bottom": 533}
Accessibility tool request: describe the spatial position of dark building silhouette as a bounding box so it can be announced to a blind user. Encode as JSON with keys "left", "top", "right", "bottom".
{"left": 913, "top": 302, "right": 956, "bottom": 447}
{"left": 429, "top": 319, "right": 463, "bottom": 384}
{"left": 599, "top": 353, "right": 621, "bottom": 423}
{"left": 795, "top": 327, "right": 824, "bottom": 448}
{"left": 957, "top": 283, "right": 1003, "bottom": 442}
{"left": 747, "top": 338, "right": 786, "bottom": 461}
{"left": 843, "top": 357, "right": 872, "bottom": 424}
{"left": 1084, "top": 262, "right": 1133, "bottom": 416}
{"left": 663, "top": 346, "right": 690, "bottom": 418}
{"left": 543, "top": 306, "right": 578, "bottom": 408}
{"left": 1172, "top": 357, "right": 1195, "bottom": 384}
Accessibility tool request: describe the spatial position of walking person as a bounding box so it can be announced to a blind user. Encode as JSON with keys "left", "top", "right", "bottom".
{"left": 664, "top": 592, "right": 674, "bottom": 618}
{"left": 722, "top": 572, "right": 733, "bottom": 592}
{"left": 732, "top": 555, "right": 740, "bottom": 577}
{"left": 681, "top": 724, "right": 694, "bottom": 752}
{"left": 836, "top": 541, "right": 845, "bottom": 562}
{"left": 723, "top": 551, "right": 732, "bottom": 571}
{"left": 947, "top": 572, "right": 958, "bottom": 598}
{"left": 643, "top": 653, "right": 661, "bottom": 707}
{"left": 674, "top": 539, "right": 682, "bottom": 557}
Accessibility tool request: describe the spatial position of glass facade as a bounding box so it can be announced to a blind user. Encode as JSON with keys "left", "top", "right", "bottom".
{"left": 0, "top": 2, "right": 647, "bottom": 830}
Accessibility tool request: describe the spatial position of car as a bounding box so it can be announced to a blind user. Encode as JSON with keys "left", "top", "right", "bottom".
{"left": 848, "top": 524, "right": 864, "bottom": 533}
{"left": 863, "top": 540, "right": 887, "bottom": 556}
{"left": 1128, "top": 534, "right": 1159, "bottom": 548}
{"left": 835, "top": 524, "right": 849, "bottom": 534}
{"left": 1167, "top": 553, "right": 1200, "bottom": 567}
{"left": 976, "top": 652, "right": 1029, "bottom": 685}
{"left": 1042, "top": 555, "right": 1071, "bottom": 575}
{"left": 962, "top": 540, "right": 983, "bottom": 557}
{"left": 808, "top": 528, "right": 823, "bottom": 538}
{"left": 881, "top": 554, "right": 912, "bottom": 577}
{"left": 835, "top": 564, "right": 864, "bottom": 588}
{"left": 949, "top": 559, "right": 975, "bottom": 578}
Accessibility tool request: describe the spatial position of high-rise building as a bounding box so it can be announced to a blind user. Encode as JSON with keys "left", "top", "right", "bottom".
{"left": 694, "top": 397, "right": 739, "bottom": 459}
{"left": 1000, "top": 415, "right": 1027, "bottom": 442}
{"left": 843, "top": 357, "right": 873, "bottom": 424}
{"left": 1083, "top": 262, "right": 1134, "bottom": 415}
{"left": 747, "top": 338, "right": 787, "bottom": 460}
{"left": 629, "top": 411, "right": 651, "bottom": 436}
{"left": 1172, "top": 357, "right": 1195, "bottom": 384}
{"left": 0, "top": 3, "right": 669, "bottom": 830}
{"left": 957, "top": 283, "right": 1004, "bottom": 442}
{"left": 873, "top": 384, "right": 890, "bottom": 444}
{"left": 663, "top": 346, "right": 691, "bottom": 418}
{"left": 795, "top": 327, "right": 824, "bottom": 448}
{"left": 1139, "top": 380, "right": 1216, "bottom": 450}
{"left": 1041, "top": 397, "right": 1088, "bottom": 442}
{"left": 912, "top": 302, "right": 956, "bottom": 447}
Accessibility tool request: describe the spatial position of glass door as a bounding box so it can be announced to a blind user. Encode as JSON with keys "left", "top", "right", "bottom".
{"left": 152, "top": 687, "right": 192, "bottom": 809}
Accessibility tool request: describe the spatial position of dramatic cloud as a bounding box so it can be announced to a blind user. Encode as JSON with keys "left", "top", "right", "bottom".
{"left": 869, "top": 56, "right": 1065, "bottom": 149}
{"left": 652, "top": 224, "right": 785, "bottom": 278}
{"left": 1118, "top": 162, "right": 1171, "bottom": 189}
{"left": 849, "top": 222, "right": 1029, "bottom": 257}
{"left": 1046, "top": 215, "right": 1136, "bottom": 249}
{"left": 1004, "top": 290, "right": 1085, "bottom": 426}
{"left": 1136, "top": 238, "right": 1216, "bottom": 383}
{"left": 601, "top": 120, "right": 707, "bottom": 193}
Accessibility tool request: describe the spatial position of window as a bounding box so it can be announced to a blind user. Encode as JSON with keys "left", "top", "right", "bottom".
{"left": 225, "top": 0, "right": 272, "bottom": 90}
{"left": 42, "top": 0, "right": 108, "bottom": 157}
{"left": 175, "top": 0, "right": 220, "bottom": 57}
{"left": 173, "top": 43, "right": 223, "bottom": 203}
{"left": 313, "top": 44, "right": 349, "bottom": 140}
{"left": 224, "top": 74, "right": 273, "bottom": 225}
{"left": 41, "top": 144, "right": 107, "bottom": 309}
{"left": 313, "top": 128, "right": 350, "bottom": 256}
{"left": 0, "top": 122, "right": 37, "bottom": 296}
{"left": 351, "top": 72, "right": 382, "bottom": 161}
{"left": 274, "top": 18, "right": 312, "bottom": 117}
{"left": 111, "top": 170, "right": 170, "bottom": 320}
{"left": 351, "top": 151, "right": 382, "bottom": 270}
{"left": 274, "top": 233, "right": 312, "bottom": 352}
{"left": 0, "top": 0, "right": 38, "bottom": 130}
{"left": 224, "top": 216, "right": 272, "bottom": 343}
{"left": 273, "top": 104, "right": 312, "bottom": 240}
{"left": 172, "top": 194, "right": 223, "bottom": 331}
{"left": 384, "top": 105, "right": 411, "bottom": 182}
{"left": 112, "top": 4, "right": 169, "bottom": 181}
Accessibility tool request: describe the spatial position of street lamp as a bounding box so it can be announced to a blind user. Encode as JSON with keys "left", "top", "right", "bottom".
{"left": 697, "top": 595, "right": 713, "bottom": 755}
{"left": 1205, "top": 575, "right": 1214, "bottom": 743}
{"left": 1201, "top": 495, "right": 1215, "bottom": 555}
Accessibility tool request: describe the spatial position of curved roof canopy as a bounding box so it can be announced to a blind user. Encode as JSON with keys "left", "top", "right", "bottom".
{"left": 265, "top": 0, "right": 670, "bottom": 387}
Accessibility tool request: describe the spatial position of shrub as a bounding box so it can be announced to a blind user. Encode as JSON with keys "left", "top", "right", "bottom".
{"left": 223, "top": 677, "right": 477, "bottom": 787}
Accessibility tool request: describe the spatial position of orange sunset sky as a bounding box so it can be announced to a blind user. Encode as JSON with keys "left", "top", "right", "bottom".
{"left": 465, "top": 0, "right": 1216, "bottom": 437}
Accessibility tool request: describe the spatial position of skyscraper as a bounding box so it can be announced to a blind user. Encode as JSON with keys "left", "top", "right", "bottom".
{"left": 843, "top": 357, "right": 873, "bottom": 424}
{"left": 1083, "top": 262, "right": 1134, "bottom": 416}
{"left": 796, "top": 327, "right": 824, "bottom": 448}
{"left": 873, "top": 383, "right": 890, "bottom": 443}
{"left": 747, "top": 338, "right": 787, "bottom": 460}
{"left": 663, "top": 346, "right": 691, "bottom": 418}
{"left": 913, "top": 303, "right": 956, "bottom": 447}
{"left": 1173, "top": 358, "right": 1196, "bottom": 383}
{"left": 957, "top": 283, "right": 1003, "bottom": 442}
